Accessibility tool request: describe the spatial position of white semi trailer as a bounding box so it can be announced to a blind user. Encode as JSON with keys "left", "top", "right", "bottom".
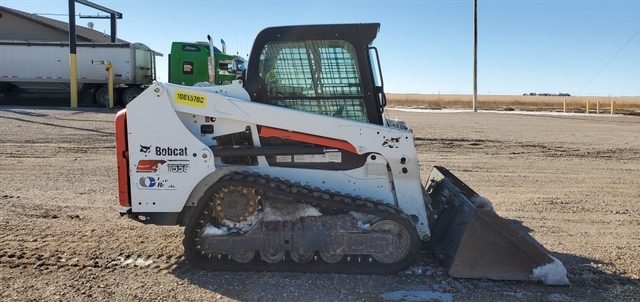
{"left": 0, "top": 41, "right": 161, "bottom": 106}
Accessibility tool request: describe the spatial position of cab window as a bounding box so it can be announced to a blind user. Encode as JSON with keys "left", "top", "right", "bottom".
{"left": 259, "top": 40, "right": 367, "bottom": 122}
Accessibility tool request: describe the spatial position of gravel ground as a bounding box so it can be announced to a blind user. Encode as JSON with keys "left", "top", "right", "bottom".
{"left": 1, "top": 106, "right": 639, "bottom": 301}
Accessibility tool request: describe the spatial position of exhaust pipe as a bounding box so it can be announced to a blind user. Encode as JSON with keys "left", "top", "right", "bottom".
{"left": 207, "top": 35, "right": 216, "bottom": 84}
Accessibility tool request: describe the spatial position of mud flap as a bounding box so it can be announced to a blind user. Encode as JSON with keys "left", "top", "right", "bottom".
{"left": 426, "top": 166, "right": 568, "bottom": 284}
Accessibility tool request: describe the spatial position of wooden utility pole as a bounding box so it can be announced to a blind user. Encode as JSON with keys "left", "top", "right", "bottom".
{"left": 472, "top": 0, "right": 478, "bottom": 112}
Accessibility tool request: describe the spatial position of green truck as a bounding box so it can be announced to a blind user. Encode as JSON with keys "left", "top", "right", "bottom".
{"left": 168, "top": 37, "right": 246, "bottom": 86}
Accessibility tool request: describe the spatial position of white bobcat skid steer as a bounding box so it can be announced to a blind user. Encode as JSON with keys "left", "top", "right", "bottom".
{"left": 115, "top": 23, "right": 567, "bottom": 284}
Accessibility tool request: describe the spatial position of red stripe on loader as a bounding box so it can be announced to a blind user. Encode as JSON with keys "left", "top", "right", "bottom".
{"left": 259, "top": 126, "right": 358, "bottom": 154}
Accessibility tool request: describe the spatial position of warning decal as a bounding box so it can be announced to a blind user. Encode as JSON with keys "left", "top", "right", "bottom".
{"left": 293, "top": 152, "right": 342, "bottom": 163}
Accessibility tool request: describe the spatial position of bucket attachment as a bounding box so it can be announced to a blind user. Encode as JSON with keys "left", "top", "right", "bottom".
{"left": 425, "top": 166, "right": 568, "bottom": 285}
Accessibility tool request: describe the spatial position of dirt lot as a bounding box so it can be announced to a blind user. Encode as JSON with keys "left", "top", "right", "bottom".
{"left": 1, "top": 106, "right": 639, "bottom": 301}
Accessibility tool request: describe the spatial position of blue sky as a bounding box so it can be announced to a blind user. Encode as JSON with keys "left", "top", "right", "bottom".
{"left": 2, "top": 0, "right": 639, "bottom": 96}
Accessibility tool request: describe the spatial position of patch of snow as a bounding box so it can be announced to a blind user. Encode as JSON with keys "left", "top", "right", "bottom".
{"left": 134, "top": 259, "right": 153, "bottom": 267}
{"left": 504, "top": 291, "right": 542, "bottom": 299}
{"left": 300, "top": 206, "right": 322, "bottom": 217}
{"left": 262, "top": 202, "right": 321, "bottom": 221}
{"left": 109, "top": 256, "right": 153, "bottom": 267}
{"left": 503, "top": 291, "right": 525, "bottom": 299}
{"left": 349, "top": 211, "right": 376, "bottom": 224}
{"left": 548, "top": 293, "right": 574, "bottom": 301}
{"left": 403, "top": 266, "right": 437, "bottom": 276}
{"left": 391, "top": 108, "right": 471, "bottom": 114}
{"left": 222, "top": 211, "right": 260, "bottom": 233}
{"left": 453, "top": 281, "right": 466, "bottom": 291}
{"left": 470, "top": 195, "right": 494, "bottom": 212}
{"left": 432, "top": 281, "right": 451, "bottom": 291}
{"left": 477, "top": 282, "right": 495, "bottom": 288}
{"left": 356, "top": 221, "right": 371, "bottom": 230}
{"left": 381, "top": 290, "right": 453, "bottom": 302}
{"left": 390, "top": 107, "right": 624, "bottom": 118}
{"left": 203, "top": 223, "right": 228, "bottom": 236}
{"left": 349, "top": 211, "right": 376, "bottom": 231}
{"left": 532, "top": 256, "right": 570, "bottom": 285}
{"left": 214, "top": 201, "right": 323, "bottom": 233}
{"left": 350, "top": 211, "right": 375, "bottom": 230}
{"left": 404, "top": 266, "right": 423, "bottom": 275}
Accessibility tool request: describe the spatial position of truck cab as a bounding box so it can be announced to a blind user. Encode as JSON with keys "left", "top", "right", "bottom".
{"left": 168, "top": 42, "right": 245, "bottom": 86}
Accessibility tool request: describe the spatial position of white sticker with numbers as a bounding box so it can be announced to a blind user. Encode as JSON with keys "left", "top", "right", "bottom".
{"left": 293, "top": 152, "right": 342, "bottom": 163}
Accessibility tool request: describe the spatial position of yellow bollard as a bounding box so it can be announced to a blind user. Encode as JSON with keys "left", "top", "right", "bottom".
{"left": 611, "top": 100, "right": 616, "bottom": 115}
{"left": 104, "top": 62, "right": 114, "bottom": 108}
{"left": 597, "top": 101, "right": 600, "bottom": 114}
{"left": 70, "top": 53, "right": 78, "bottom": 108}
{"left": 586, "top": 100, "right": 590, "bottom": 114}
{"left": 563, "top": 99, "right": 567, "bottom": 113}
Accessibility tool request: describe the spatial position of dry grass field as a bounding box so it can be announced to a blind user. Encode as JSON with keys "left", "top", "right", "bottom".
{"left": 387, "top": 94, "right": 640, "bottom": 114}
{"left": 1, "top": 106, "right": 639, "bottom": 301}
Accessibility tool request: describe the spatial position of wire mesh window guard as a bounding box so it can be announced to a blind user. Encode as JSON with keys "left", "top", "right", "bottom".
{"left": 259, "top": 40, "right": 367, "bottom": 122}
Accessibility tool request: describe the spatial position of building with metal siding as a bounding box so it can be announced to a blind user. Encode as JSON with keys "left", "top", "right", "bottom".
{"left": 0, "top": 6, "right": 164, "bottom": 106}
{"left": 0, "top": 5, "right": 127, "bottom": 43}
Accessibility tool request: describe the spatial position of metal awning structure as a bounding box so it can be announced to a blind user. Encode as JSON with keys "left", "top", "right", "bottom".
{"left": 75, "top": 0, "right": 122, "bottom": 43}
{"left": 68, "top": 0, "right": 123, "bottom": 107}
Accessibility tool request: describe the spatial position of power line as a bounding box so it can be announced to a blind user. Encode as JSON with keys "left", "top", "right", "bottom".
{"left": 32, "top": 13, "right": 71, "bottom": 16}
{"left": 575, "top": 29, "right": 640, "bottom": 96}
{"left": 31, "top": 13, "right": 82, "bottom": 17}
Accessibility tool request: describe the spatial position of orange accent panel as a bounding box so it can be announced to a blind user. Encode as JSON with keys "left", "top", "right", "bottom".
{"left": 136, "top": 160, "right": 167, "bottom": 173}
{"left": 259, "top": 126, "right": 358, "bottom": 154}
{"left": 115, "top": 109, "right": 130, "bottom": 207}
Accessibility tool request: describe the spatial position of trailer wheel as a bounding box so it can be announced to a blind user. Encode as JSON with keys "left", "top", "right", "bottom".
{"left": 95, "top": 86, "right": 119, "bottom": 107}
{"left": 122, "top": 87, "right": 144, "bottom": 105}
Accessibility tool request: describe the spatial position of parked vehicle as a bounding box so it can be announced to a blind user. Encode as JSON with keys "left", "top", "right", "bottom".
{"left": 0, "top": 41, "right": 159, "bottom": 105}
{"left": 168, "top": 38, "right": 246, "bottom": 87}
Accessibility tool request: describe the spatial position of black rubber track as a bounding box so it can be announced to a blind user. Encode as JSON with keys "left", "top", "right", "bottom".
{"left": 183, "top": 172, "right": 420, "bottom": 274}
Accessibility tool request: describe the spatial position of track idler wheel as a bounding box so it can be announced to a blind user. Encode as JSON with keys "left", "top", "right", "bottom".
{"left": 319, "top": 251, "right": 344, "bottom": 263}
{"left": 231, "top": 250, "right": 255, "bottom": 263}
{"left": 370, "top": 220, "right": 411, "bottom": 264}
{"left": 260, "top": 250, "right": 285, "bottom": 263}
{"left": 290, "top": 250, "right": 315, "bottom": 264}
